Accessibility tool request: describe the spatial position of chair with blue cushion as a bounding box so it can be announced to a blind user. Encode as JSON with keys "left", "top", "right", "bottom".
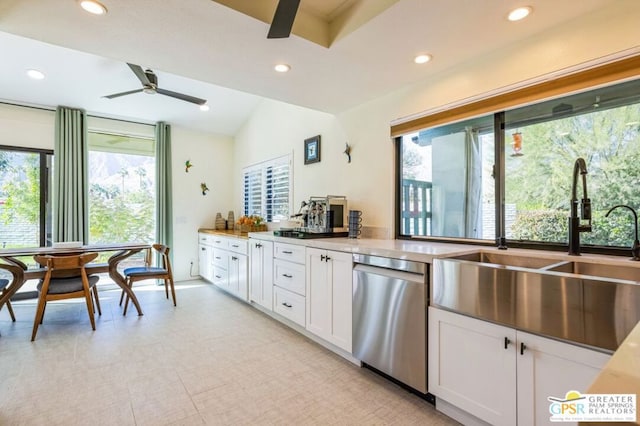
{"left": 120, "top": 244, "right": 175, "bottom": 315}
{"left": 31, "top": 252, "right": 101, "bottom": 341}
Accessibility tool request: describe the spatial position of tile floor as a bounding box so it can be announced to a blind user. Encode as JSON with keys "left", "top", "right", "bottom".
{"left": 0, "top": 280, "right": 459, "bottom": 425}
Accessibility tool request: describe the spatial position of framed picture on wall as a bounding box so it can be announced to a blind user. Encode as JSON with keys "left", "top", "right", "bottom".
{"left": 304, "top": 135, "right": 321, "bottom": 165}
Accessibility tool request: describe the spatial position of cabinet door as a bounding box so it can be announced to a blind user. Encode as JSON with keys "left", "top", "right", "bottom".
{"left": 429, "top": 307, "right": 517, "bottom": 426}
{"left": 198, "top": 244, "right": 210, "bottom": 282}
{"left": 306, "top": 247, "right": 329, "bottom": 338}
{"left": 249, "top": 240, "right": 273, "bottom": 310}
{"left": 516, "top": 330, "right": 611, "bottom": 426}
{"left": 228, "top": 253, "right": 248, "bottom": 301}
{"left": 328, "top": 250, "right": 352, "bottom": 352}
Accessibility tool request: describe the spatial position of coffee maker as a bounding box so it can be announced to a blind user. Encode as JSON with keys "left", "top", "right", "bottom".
{"left": 302, "top": 195, "right": 348, "bottom": 233}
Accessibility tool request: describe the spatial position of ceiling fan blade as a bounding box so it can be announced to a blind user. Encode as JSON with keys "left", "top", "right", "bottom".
{"left": 156, "top": 88, "right": 206, "bottom": 105}
{"left": 127, "top": 63, "right": 151, "bottom": 86}
{"left": 103, "top": 89, "right": 144, "bottom": 99}
{"left": 267, "top": 0, "right": 300, "bottom": 39}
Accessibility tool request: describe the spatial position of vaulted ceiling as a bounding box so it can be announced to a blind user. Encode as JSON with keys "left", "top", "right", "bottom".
{"left": 0, "top": 0, "right": 622, "bottom": 135}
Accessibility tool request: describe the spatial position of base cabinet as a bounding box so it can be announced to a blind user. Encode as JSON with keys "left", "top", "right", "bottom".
{"left": 249, "top": 239, "right": 273, "bottom": 310}
{"left": 201, "top": 234, "right": 249, "bottom": 302}
{"left": 429, "top": 307, "right": 610, "bottom": 426}
{"left": 306, "top": 248, "right": 353, "bottom": 353}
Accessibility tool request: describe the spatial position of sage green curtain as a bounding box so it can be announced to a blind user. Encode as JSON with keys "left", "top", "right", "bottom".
{"left": 53, "top": 106, "right": 88, "bottom": 243}
{"left": 155, "top": 122, "right": 173, "bottom": 252}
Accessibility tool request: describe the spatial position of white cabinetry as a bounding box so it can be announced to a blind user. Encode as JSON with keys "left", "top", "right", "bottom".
{"left": 306, "top": 248, "right": 353, "bottom": 353}
{"left": 249, "top": 239, "right": 273, "bottom": 310}
{"left": 198, "top": 233, "right": 214, "bottom": 282}
{"left": 429, "top": 307, "right": 611, "bottom": 426}
{"left": 272, "top": 242, "right": 306, "bottom": 327}
{"left": 207, "top": 234, "right": 249, "bottom": 301}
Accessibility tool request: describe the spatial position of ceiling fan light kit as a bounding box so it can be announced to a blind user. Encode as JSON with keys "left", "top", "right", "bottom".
{"left": 103, "top": 63, "right": 207, "bottom": 107}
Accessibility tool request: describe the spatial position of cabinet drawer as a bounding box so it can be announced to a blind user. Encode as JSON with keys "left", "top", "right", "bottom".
{"left": 274, "top": 243, "right": 305, "bottom": 264}
{"left": 228, "top": 239, "right": 248, "bottom": 255}
{"left": 199, "top": 233, "right": 214, "bottom": 245}
{"left": 211, "top": 236, "right": 228, "bottom": 249}
{"left": 212, "top": 248, "right": 229, "bottom": 268}
{"left": 273, "top": 259, "right": 305, "bottom": 296}
{"left": 212, "top": 265, "right": 228, "bottom": 287}
{"left": 274, "top": 287, "right": 305, "bottom": 327}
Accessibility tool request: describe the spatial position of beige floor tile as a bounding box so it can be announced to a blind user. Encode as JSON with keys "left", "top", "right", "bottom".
{"left": 1, "top": 281, "right": 459, "bottom": 426}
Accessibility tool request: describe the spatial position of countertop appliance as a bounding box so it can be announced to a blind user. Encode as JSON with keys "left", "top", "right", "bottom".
{"left": 352, "top": 254, "right": 429, "bottom": 394}
{"left": 274, "top": 195, "right": 349, "bottom": 238}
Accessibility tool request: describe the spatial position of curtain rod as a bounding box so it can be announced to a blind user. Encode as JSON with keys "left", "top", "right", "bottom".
{"left": 0, "top": 100, "right": 155, "bottom": 128}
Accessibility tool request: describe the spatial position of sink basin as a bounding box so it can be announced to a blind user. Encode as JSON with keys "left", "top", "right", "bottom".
{"left": 450, "top": 251, "right": 558, "bottom": 269}
{"left": 433, "top": 251, "right": 640, "bottom": 352}
{"left": 544, "top": 260, "right": 640, "bottom": 282}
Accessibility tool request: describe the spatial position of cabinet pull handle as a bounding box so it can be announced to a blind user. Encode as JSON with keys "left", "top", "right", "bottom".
{"left": 320, "top": 254, "right": 326, "bottom": 261}
{"left": 325, "top": 256, "right": 331, "bottom": 262}
{"left": 215, "top": 256, "right": 221, "bottom": 259}
{"left": 215, "top": 275, "right": 222, "bottom": 279}
{"left": 282, "top": 273, "right": 293, "bottom": 278}
{"left": 231, "top": 256, "right": 238, "bottom": 261}
{"left": 255, "top": 243, "right": 262, "bottom": 248}
{"left": 282, "top": 302, "right": 292, "bottom": 308}
{"left": 282, "top": 250, "right": 293, "bottom": 254}
{"left": 232, "top": 244, "right": 239, "bottom": 248}
{"left": 215, "top": 240, "right": 221, "bottom": 243}
{"left": 201, "top": 247, "right": 205, "bottom": 251}
{"left": 520, "top": 342, "right": 527, "bottom": 355}
{"left": 504, "top": 337, "right": 511, "bottom": 349}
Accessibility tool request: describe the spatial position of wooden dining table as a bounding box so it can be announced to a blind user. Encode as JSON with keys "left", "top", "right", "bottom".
{"left": 0, "top": 243, "right": 151, "bottom": 316}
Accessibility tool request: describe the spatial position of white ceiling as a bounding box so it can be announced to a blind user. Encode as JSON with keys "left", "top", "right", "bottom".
{"left": 0, "top": 0, "right": 619, "bottom": 136}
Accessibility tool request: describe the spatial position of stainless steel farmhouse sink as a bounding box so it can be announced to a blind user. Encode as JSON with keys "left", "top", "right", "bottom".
{"left": 432, "top": 252, "right": 640, "bottom": 352}
{"left": 543, "top": 260, "right": 640, "bottom": 282}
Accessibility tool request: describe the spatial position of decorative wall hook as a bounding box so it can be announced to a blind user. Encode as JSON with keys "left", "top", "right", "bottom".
{"left": 343, "top": 143, "right": 351, "bottom": 163}
{"left": 200, "top": 182, "right": 209, "bottom": 195}
{"left": 185, "top": 160, "right": 193, "bottom": 173}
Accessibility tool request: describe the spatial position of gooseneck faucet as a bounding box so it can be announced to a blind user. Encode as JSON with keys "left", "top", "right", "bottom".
{"left": 568, "top": 158, "right": 592, "bottom": 255}
{"left": 605, "top": 204, "right": 640, "bottom": 261}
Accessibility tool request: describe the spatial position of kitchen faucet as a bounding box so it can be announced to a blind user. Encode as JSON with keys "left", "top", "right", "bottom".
{"left": 568, "top": 158, "right": 592, "bottom": 255}
{"left": 605, "top": 204, "right": 640, "bottom": 260}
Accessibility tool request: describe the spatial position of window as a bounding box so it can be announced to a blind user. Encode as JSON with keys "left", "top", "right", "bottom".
{"left": 396, "top": 77, "right": 640, "bottom": 252}
{"left": 399, "top": 116, "right": 495, "bottom": 240}
{"left": 0, "top": 146, "right": 52, "bottom": 248}
{"left": 87, "top": 131, "right": 156, "bottom": 244}
{"left": 243, "top": 155, "right": 291, "bottom": 222}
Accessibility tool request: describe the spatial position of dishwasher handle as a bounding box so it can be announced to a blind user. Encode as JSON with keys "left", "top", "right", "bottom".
{"left": 353, "top": 263, "right": 426, "bottom": 284}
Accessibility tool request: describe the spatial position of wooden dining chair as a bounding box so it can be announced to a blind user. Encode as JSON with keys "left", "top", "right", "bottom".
{"left": 120, "top": 244, "right": 175, "bottom": 315}
{"left": 31, "top": 252, "right": 102, "bottom": 341}
{"left": 0, "top": 262, "right": 25, "bottom": 322}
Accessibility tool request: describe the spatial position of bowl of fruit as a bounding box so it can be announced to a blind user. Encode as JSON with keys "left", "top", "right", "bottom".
{"left": 235, "top": 215, "right": 267, "bottom": 232}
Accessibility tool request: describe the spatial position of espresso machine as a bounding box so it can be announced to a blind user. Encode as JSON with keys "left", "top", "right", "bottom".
{"left": 275, "top": 195, "right": 349, "bottom": 238}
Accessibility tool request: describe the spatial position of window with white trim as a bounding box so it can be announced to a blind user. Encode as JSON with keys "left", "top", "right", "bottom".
{"left": 243, "top": 154, "right": 291, "bottom": 222}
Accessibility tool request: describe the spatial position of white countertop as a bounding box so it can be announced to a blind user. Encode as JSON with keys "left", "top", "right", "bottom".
{"left": 247, "top": 231, "right": 640, "bottom": 269}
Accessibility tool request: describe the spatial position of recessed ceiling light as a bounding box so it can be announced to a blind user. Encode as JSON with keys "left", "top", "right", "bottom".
{"left": 26, "top": 69, "right": 45, "bottom": 80}
{"left": 274, "top": 64, "right": 291, "bottom": 73}
{"left": 199, "top": 104, "right": 210, "bottom": 112}
{"left": 508, "top": 6, "right": 532, "bottom": 21}
{"left": 79, "top": 0, "right": 108, "bottom": 15}
{"left": 414, "top": 54, "right": 432, "bottom": 64}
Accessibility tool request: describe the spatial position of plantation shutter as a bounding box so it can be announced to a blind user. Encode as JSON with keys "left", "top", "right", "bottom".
{"left": 242, "top": 154, "right": 291, "bottom": 221}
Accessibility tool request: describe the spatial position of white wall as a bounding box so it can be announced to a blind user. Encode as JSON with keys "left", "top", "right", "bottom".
{"left": 171, "top": 126, "right": 234, "bottom": 281}
{"left": 233, "top": 1, "right": 640, "bottom": 235}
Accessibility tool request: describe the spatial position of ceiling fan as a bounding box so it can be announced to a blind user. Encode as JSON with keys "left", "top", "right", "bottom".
{"left": 267, "top": 0, "right": 300, "bottom": 39}
{"left": 103, "top": 63, "right": 207, "bottom": 106}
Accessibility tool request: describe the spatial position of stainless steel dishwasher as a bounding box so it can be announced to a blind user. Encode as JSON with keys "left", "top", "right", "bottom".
{"left": 352, "top": 254, "right": 428, "bottom": 394}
